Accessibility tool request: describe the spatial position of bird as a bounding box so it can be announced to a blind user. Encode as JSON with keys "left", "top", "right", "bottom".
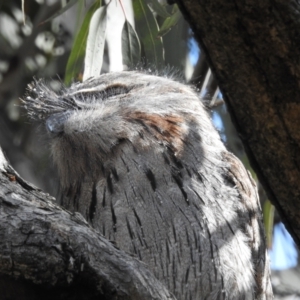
{"left": 23, "top": 71, "right": 272, "bottom": 299}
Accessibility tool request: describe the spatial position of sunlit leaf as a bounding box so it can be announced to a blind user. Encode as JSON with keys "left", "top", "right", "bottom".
{"left": 147, "top": 0, "right": 170, "bottom": 18}
{"left": 122, "top": 20, "right": 141, "bottom": 67}
{"left": 133, "top": 0, "right": 164, "bottom": 66}
{"left": 41, "top": 0, "right": 79, "bottom": 24}
{"left": 105, "top": 3, "right": 125, "bottom": 72}
{"left": 158, "top": 5, "right": 181, "bottom": 37}
{"left": 263, "top": 200, "right": 275, "bottom": 249}
{"left": 65, "top": 0, "right": 101, "bottom": 85}
{"left": 83, "top": 5, "right": 107, "bottom": 81}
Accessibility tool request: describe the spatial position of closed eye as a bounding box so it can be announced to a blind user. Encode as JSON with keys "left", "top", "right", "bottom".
{"left": 101, "top": 84, "right": 133, "bottom": 98}
{"left": 73, "top": 84, "right": 134, "bottom": 103}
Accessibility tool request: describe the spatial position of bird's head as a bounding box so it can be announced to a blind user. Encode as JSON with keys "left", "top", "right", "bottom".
{"left": 22, "top": 71, "right": 220, "bottom": 187}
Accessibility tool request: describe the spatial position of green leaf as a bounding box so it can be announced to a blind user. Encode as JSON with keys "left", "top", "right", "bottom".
{"left": 147, "top": 0, "right": 170, "bottom": 18}
{"left": 122, "top": 20, "right": 141, "bottom": 67}
{"left": 65, "top": 0, "right": 101, "bottom": 85}
{"left": 83, "top": 4, "right": 107, "bottom": 80}
{"left": 133, "top": 0, "right": 164, "bottom": 67}
{"left": 263, "top": 200, "right": 275, "bottom": 249}
{"left": 158, "top": 5, "right": 181, "bottom": 37}
{"left": 74, "top": 0, "right": 86, "bottom": 32}
{"left": 41, "top": 0, "right": 79, "bottom": 24}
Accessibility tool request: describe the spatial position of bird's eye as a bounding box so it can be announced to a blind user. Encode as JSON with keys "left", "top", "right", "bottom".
{"left": 68, "top": 83, "right": 136, "bottom": 104}
{"left": 99, "top": 83, "right": 133, "bottom": 100}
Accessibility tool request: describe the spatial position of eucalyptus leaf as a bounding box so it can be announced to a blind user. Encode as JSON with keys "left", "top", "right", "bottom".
{"left": 147, "top": 0, "right": 171, "bottom": 18}
{"left": 21, "top": 0, "right": 25, "bottom": 24}
{"left": 158, "top": 6, "right": 181, "bottom": 37}
{"left": 65, "top": 0, "right": 102, "bottom": 85}
{"left": 83, "top": 5, "right": 107, "bottom": 81}
{"left": 133, "top": 0, "right": 164, "bottom": 66}
{"left": 263, "top": 200, "right": 275, "bottom": 249}
{"left": 41, "top": 0, "right": 79, "bottom": 24}
{"left": 105, "top": 2, "right": 126, "bottom": 72}
{"left": 122, "top": 20, "right": 141, "bottom": 67}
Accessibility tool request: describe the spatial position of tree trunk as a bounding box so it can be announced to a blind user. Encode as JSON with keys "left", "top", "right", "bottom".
{"left": 176, "top": 0, "right": 300, "bottom": 246}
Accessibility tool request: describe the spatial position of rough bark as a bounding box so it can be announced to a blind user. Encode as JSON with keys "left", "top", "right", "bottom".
{"left": 176, "top": 0, "right": 300, "bottom": 246}
{"left": 0, "top": 148, "right": 175, "bottom": 300}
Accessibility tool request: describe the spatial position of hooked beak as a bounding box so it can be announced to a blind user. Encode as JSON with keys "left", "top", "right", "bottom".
{"left": 46, "top": 111, "right": 71, "bottom": 135}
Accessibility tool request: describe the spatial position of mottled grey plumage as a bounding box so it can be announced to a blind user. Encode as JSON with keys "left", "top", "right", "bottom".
{"left": 23, "top": 71, "right": 272, "bottom": 299}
